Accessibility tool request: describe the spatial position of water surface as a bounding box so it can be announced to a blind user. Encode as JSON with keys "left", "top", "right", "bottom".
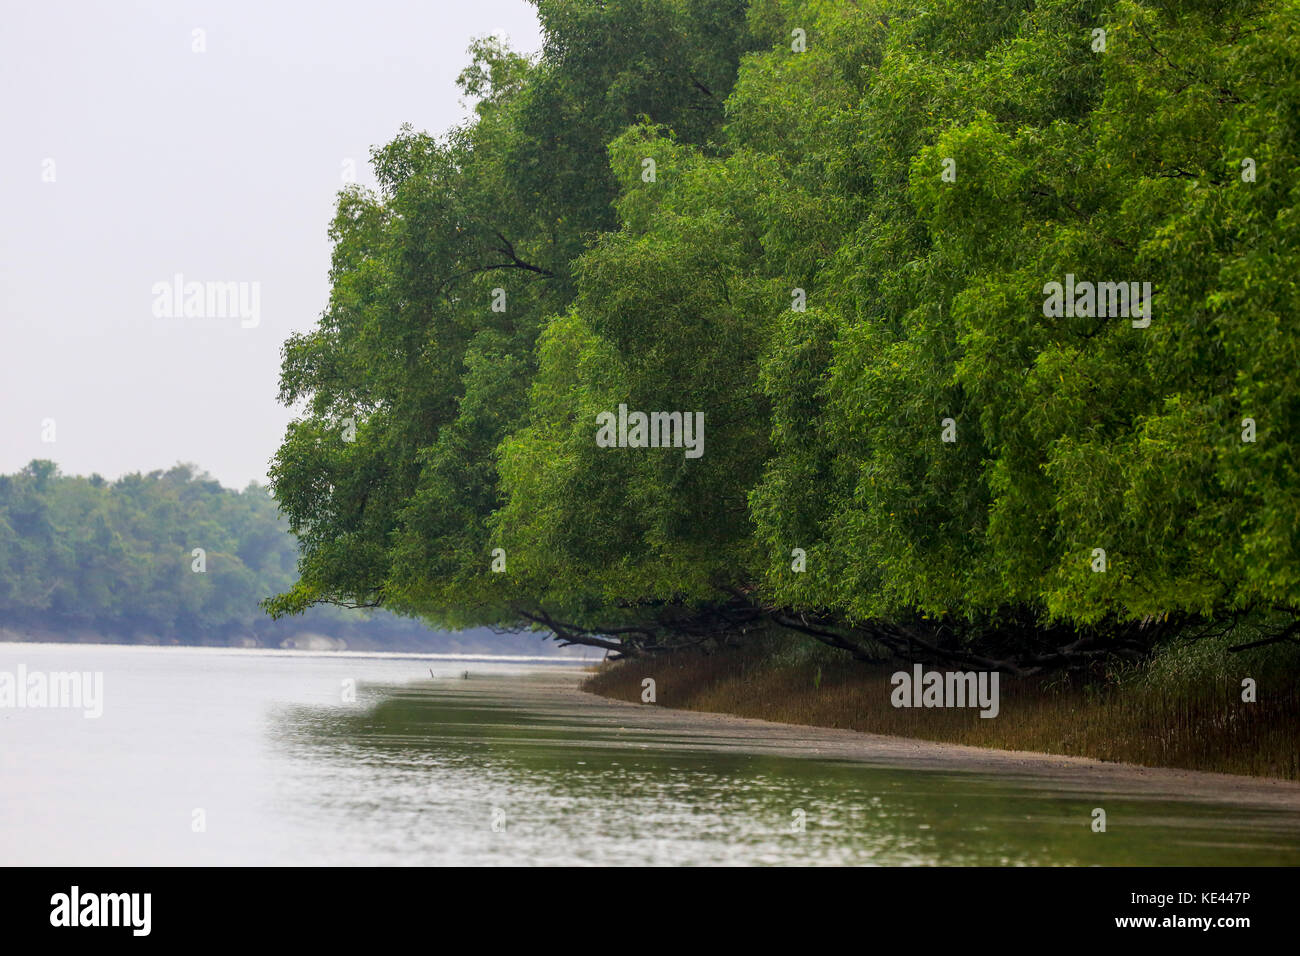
{"left": 2, "top": 643, "right": 1297, "bottom": 865}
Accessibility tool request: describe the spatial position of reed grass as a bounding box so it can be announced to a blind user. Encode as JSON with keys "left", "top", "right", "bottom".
{"left": 584, "top": 636, "right": 1300, "bottom": 779}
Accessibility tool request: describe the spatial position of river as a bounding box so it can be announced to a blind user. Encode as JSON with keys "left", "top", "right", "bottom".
{"left": 2, "top": 642, "right": 1298, "bottom": 865}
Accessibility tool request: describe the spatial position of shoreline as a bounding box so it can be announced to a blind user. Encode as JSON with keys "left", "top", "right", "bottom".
{"left": 0, "top": 626, "right": 594, "bottom": 659}
{"left": 573, "top": 668, "right": 1300, "bottom": 808}
{"left": 0, "top": 638, "right": 594, "bottom": 665}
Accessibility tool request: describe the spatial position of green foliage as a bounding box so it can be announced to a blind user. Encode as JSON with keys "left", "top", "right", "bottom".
{"left": 271, "top": 0, "right": 759, "bottom": 630}
{"left": 0, "top": 461, "right": 446, "bottom": 646}
{"left": 751, "top": 0, "right": 1300, "bottom": 637}
{"left": 272, "top": 0, "right": 1300, "bottom": 665}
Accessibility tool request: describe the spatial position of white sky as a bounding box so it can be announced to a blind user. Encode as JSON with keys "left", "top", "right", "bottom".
{"left": 0, "top": 0, "right": 543, "bottom": 488}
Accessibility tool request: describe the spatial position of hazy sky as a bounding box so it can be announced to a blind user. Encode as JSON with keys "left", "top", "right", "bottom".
{"left": 1, "top": 0, "right": 543, "bottom": 489}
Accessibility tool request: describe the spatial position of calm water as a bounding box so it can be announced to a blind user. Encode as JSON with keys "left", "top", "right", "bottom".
{"left": 2, "top": 642, "right": 1298, "bottom": 866}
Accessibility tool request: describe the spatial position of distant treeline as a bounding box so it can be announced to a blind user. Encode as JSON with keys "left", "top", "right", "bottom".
{"left": 266, "top": 0, "right": 1300, "bottom": 674}
{"left": 0, "top": 460, "right": 560, "bottom": 653}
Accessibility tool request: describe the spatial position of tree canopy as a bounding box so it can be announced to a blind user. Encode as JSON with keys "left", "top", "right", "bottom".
{"left": 0, "top": 460, "right": 546, "bottom": 651}
{"left": 269, "top": 0, "right": 1300, "bottom": 672}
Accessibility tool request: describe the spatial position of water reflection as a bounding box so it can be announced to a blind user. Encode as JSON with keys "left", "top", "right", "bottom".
{"left": 272, "top": 676, "right": 1300, "bottom": 866}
